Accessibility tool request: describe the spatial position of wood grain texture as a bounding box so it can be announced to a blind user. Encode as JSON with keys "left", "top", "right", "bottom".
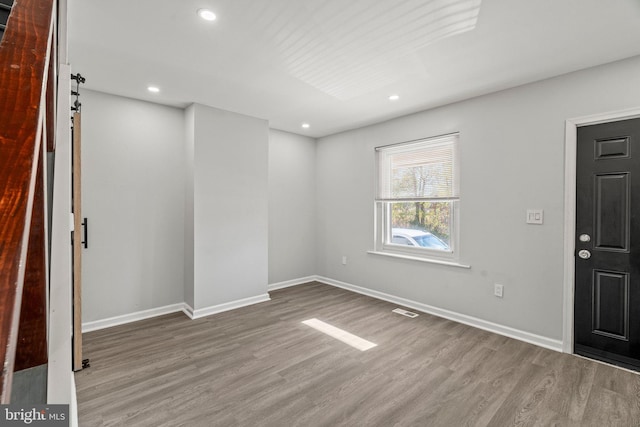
{"left": 72, "top": 112, "right": 83, "bottom": 371}
{"left": 0, "top": 0, "right": 54, "bottom": 402}
{"left": 75, "top": 282, "right": 640, "bottom": 426}
{"left": 14, "top": 142, "right": 48, "bottom": 371}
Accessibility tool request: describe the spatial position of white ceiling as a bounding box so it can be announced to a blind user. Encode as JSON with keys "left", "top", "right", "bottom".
{"left": 68, "top": 0, "right": 640, "bottom": 138}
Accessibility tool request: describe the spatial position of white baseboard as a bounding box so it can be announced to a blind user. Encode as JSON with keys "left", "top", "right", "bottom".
{"left": 182, "top": 303, "right": 195, "bottom": 319}
{"left": 315, "top": 276, "right": 563, "bottom": 352}
{"left": 184, "top": 294, "right": 271, "bottom": 320}
{"left": 82, "top": 303, "right": 184, "bottom": 333}
{"left": 83, "top": 294, "right": 272, "bottom": 331}
{"left": 80, "top": 276, "right": 562, "bottom": 352}
{"left": 268, "top": 276, "right": 317, "bottom": 291}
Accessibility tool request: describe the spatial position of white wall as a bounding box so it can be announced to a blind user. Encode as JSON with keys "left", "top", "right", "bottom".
{"left": 184, "top": 106, "right": 195, "bottom": 308}
{"left": 189, "top": 104, "right": 269, "bottom": 309}
{"left": 48, "top": 64, "right": 73, "bottom": 404}
{"left": 316, "top": 56, "right": 640, "bottom": 341}
{"left": 268, "top": 129, "right": 317, "bottom": 284}
{"left": 81, "top": 90, "right": 185, "bottom": 322}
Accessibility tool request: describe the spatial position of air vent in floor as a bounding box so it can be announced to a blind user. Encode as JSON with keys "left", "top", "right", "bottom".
{"left": 392, "top": 308, "right": 419, "bottom": 318}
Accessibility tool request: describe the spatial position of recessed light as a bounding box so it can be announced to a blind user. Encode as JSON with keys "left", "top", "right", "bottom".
{"left": 147, "top": 86, "right": 160, "bottom": 93}
{"left": 389, "top": 94, "right": 400, "bottom": 101}
{"left": 197, "top": 8, "right": 217, "bottom": 21}
{"left": 301, "top": 123, "right": 310, "bottom": 129}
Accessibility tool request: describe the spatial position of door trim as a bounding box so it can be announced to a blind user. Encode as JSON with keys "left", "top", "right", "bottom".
{"left": 563, "top": 107, "right": 640, "bottom": 353}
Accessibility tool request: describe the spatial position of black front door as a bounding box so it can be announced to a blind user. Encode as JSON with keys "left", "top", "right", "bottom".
{"left": 574, "top": 117, "right": 640, "bottom": 370}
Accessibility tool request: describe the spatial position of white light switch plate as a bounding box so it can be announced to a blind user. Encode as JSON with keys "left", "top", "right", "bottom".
{"left": 526, "top": 209, "right": 544, "bottom": 225}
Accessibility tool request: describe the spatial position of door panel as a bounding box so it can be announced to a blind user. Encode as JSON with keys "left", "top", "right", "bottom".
{"left": 592, "top": 270, "right": 629, "bottom": 340}
{"left": 72, "top": 112, "right": 83, "bottom": 372}
{"left": 595, "top": 137, "right": 630, "bottom": 159}
{"left": 575, "top": 117, "right": 640, "bottom": 370}
{"left": 594, "top": 173, "right": 629, "bottom": 251}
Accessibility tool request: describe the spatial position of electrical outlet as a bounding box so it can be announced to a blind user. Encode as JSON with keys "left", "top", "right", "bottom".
{"left": 342, "top": 256, "right": 347, "bottom": 265}
{"left": 494, "top": 283, "right": 504, "bottom": 298}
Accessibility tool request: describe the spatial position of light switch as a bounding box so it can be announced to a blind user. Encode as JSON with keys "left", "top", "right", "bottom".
{"left": 526, "top": 209, "right": 544, "bottom": 225}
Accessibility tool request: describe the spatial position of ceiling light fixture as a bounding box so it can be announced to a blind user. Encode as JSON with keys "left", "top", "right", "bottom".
{"left": 389, "top": 94, "right": 400, "bottom": 101}
{"left": 301, "top": 123, "right": 310, "bottom": 129}
{"left": 147, "top": 86, "right": 160, "bottom": 93}
{"left": 197, "top": 9, "right": 217, "bottom": 21}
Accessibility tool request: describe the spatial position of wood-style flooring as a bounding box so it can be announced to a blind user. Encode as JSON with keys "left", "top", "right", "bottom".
{"left": 75, "top": 282, "right": 640, "bottom": 426}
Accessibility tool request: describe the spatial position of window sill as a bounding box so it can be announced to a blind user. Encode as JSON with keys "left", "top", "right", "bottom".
{"left": 367, "top": 250, "right": 471, "bottom": 269}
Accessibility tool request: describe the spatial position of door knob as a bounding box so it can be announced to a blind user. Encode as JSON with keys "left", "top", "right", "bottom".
{"left": 578, "top": 249, "right": 591, "bottom": 259}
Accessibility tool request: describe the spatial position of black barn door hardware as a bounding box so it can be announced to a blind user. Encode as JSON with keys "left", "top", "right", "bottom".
{"left": 81, "top": 217, "right": 88, "bottom": 249}
{"left": 71, "top": 73, "right": 85, "bottom": 112}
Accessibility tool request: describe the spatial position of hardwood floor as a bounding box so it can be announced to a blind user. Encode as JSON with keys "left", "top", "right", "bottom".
{"left": 75, "top": 282, "right": 640, "bottom": 426}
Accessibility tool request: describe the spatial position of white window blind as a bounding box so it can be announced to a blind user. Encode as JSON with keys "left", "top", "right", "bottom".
{"left": 376, "top": 133, "right": 459, "bottom": 202}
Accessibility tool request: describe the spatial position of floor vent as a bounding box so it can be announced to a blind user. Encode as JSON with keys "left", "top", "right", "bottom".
{"left": 392, "top": 308, "right": 419, "bottom": 318}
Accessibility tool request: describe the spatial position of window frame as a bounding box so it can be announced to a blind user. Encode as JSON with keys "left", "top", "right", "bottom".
{"left": 373, "top": 133, "right": 461, "bottom": 263}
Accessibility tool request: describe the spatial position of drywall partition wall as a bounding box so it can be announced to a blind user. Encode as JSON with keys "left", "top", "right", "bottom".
{"left": 48, "top": 63, "right": 72, "bottom": 404}
{"left": 268, "top": 130, "right": 317, "bottom": 285}
{"left": 81, "top": 89, "right": 185, "bottom": 323}
{"left": 184, "top": 106, "right": 195, "bottom": 309}
{"left": 316, "top": 55, "right": 640, "bottom": 342}
{"left": 189, "top": 103, "right": 269, "bottom": 310}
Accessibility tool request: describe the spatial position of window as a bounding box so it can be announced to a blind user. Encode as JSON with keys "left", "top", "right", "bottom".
{"left": 374, "top": 133, "right": 460, "bottom": 262}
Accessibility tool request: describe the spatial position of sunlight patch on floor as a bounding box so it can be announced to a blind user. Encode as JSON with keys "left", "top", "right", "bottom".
{"left": 302, "top": 318, "right": 377, "bottom": 351}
